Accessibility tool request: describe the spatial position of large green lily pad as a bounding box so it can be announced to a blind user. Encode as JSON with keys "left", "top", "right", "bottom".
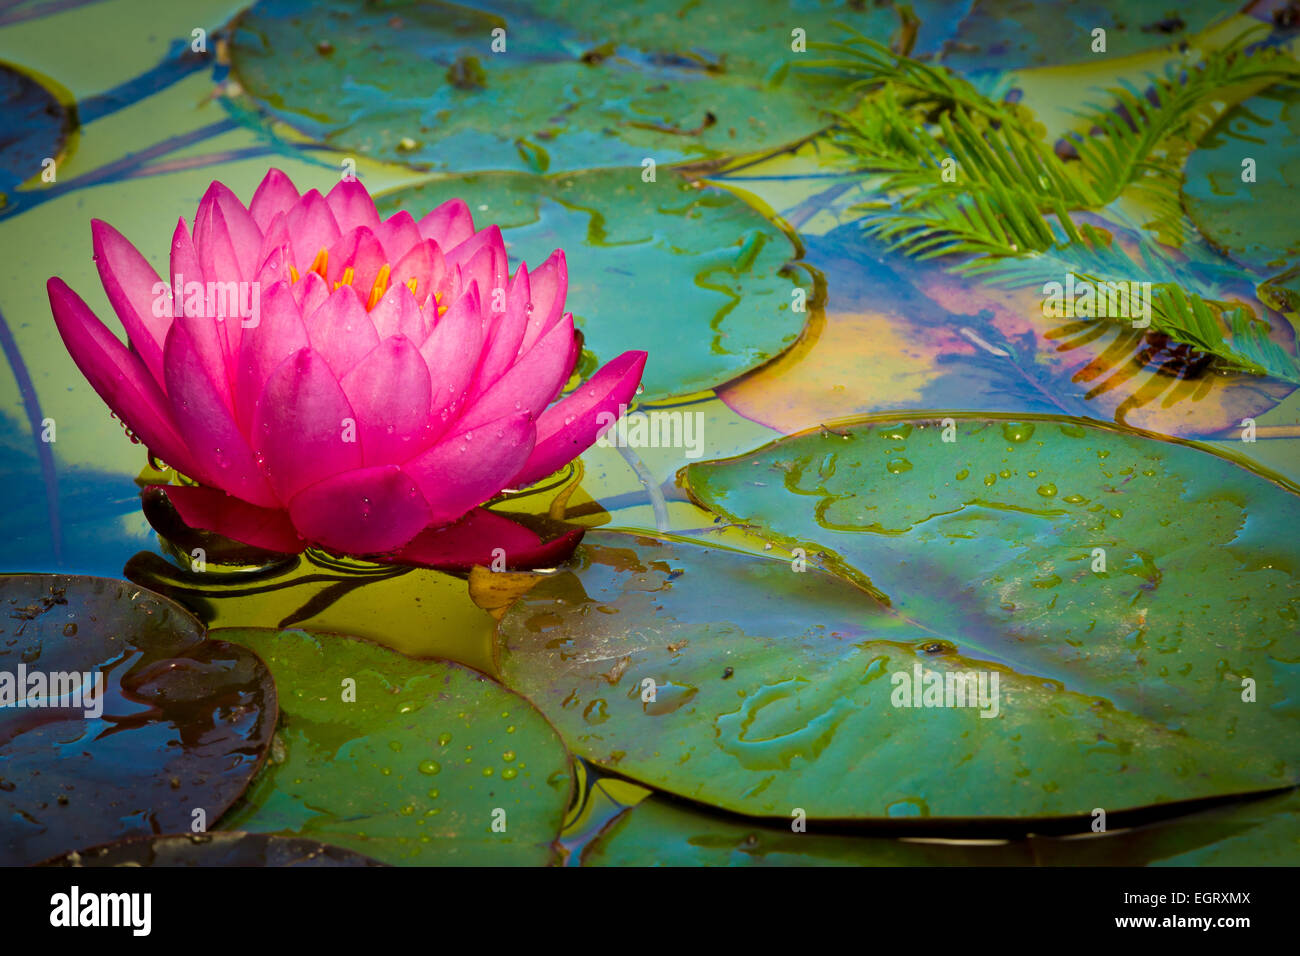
{"left": 0, "top": 575, "right": 276, "bottom": 865}
{"left": 215, "top": 627, "right": 572, "bottom": 865}
{"left": 497, "top": 528, "right": 1295, "bottom": 820}
{"left": 228, "top": 0, "right": 904, "bottom": 174}
{"left": 1183, "top": 84, "right": 1300, "bottom": 274}
{"left": 377, "top": 168, "right": 809, "bottom": 401}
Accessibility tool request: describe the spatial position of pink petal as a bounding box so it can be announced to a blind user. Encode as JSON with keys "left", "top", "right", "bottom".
{"left": 193, "top": 203, "right": 246, "bottom": 373}
{"left": 447, "top": 226, "right": 507, "bottom": 309}
{"left": 194, "top": 181, "right": 262, "bottom": 279}
{"left": 391, "top": 238, "right": 444, "bottom": 310}
{"left": 234, "top": 280, "right": 308, "bottom": 434}
{"left": 511, "top": 350, "right": 647, "bottom": 488}
{"left": 163, "top": 320, "right": 278, "bottom": 508}
{"left": 417, "top": 198, "right": 474, "bottom": 250}
{"left": 392, "top": 509, "right": 584, "bottom": 570}
{"left": 304, "top": 286, "right": 380, "bottom": 380}
{"left": 401, "top": 410, "right": 535, "bottom": 526}
{"left": 475, "top": 262, "right": 530, "bottom": 389}
{"left": 251, "top": 347, "right": 362, "bottom": 501}
{"left": 249, "top": 168, "right": 301, "bottom": 233}
{"left": 369, "top": 280, "right": 425, "bottom": 341}
{"left": 339, "top": 334, "right": 433, "bottom": 466}
{"left": 169, "top": 218, "right": 232, "bottom": 404}
{"left": 325, "top": 178, "right": 381, "bottom": 236}
{"left": 254, "top": 211, "right": 291, "bottom": 274}
{"left": 288, "top": 465, "right": 432, "bottom": 554}
{"left": 292, "top": 271, "right": 330, "bottom": 315}
{"left": 159, "top": 484, "right": 303, "bottom": 554}
{"left": 286, "top": 189, "right": 341, "bottom": 272}
{"left": 325, "top": 226, "right": 386, "bottom": 293}
{"left": 375, "top": 210, "right": 422, "bottom": 262}
{"left": 47, "top": 278, "right": 206, "bottom": 482}
{"left": 90, "top": 219, "right": 169, "bottom": 389}
{"left": 520, "top": 249, "right": 567, "bottom": 352}
{"left": 418, "top": 283, "right": 484, "bottom": 428}
{"left": 456, "top": 314, "right": 574, "bottom": 431}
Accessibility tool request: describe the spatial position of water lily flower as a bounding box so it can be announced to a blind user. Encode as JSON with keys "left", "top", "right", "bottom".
{"left": 48, "top": 169, "right": 646, "bottom": 567}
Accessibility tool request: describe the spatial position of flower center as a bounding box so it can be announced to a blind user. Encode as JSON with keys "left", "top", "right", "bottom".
{"left": 288, "top": 247, "right": 444, "bottom": 315}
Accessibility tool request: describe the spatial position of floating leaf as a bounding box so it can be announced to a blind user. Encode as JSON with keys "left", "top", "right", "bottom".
{"left": 215, "top": 627, "right": 572, "bottom": 866}
{"left": 376, "top": 168, "right": 809, "bottom": 401}
{"left": 0, "top": 575, "right": 275, "bottom": 865}
{"left": 0, "top": 61, "right": 73, "bottom": 205}
{"left": 40, "top": 831, "right": 385, "bottom": 867}
{"left": 227, "top": 0, "right": 903, "bottom": 173}
{"left": 720, "top": 226, "right": 1296, "bottom": 437}
{"left": 1183, "top": 84, "right": 1300, "bottom": 274}
{"left": 499, "top": 524, "right": 1296, "bottom": 819}
{"left": 586, "top": 787, "right": 1300, "bottom": 866}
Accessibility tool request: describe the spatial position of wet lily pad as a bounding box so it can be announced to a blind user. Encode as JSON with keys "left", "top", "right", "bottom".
{"left": 228, "top": 0, "right": 903, "bottom": 174}
{"left": 934, "top": 0, "right": 1237, "bottom": 72}
{"left": 586, "top": 787, "right": 1300, "bottom": 866}
{"left": 1183, "top": 84, "right": 1300, "bottom": 274}
{"left": 40, "top": 831, "right": 385, "bottom": 867}
{"left": 498, "top": 528, "right": 1295, "bottom": 819}
{"left": 719, "top": 225, "right": 1297, "bottom": 438}
{"left": 0, "top": 575, "right": 275, "bottom": 866}
{"left": 215, "top": 627, "right": 572, "bottom": 865}
{"left": 378, "top": 168, "right": 809, "bottom": 401}
{"left": 0, "top": 61, "right": 73, "bottom": 205}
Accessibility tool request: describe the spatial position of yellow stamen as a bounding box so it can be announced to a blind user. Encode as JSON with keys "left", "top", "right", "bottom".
{"left": 333, "top": 266, "right": 355, "bottom": 290}
{"left": 406, "top": 277, "right": 418, "bottom": 297}
{"left": 435, "top": 290, "right": 447, "bottom": 318}
{"left": 288, "top": 265, "right": 300, "bottom": 284}
{"left": 366, "top": 264, "right": 391, "bottom": 311}
{"left": 309, "top": 247, "right": 329, "bottom": 279}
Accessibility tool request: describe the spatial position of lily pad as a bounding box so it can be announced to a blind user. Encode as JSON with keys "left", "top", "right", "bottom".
{"left": 586, "top": 787, "right": 1300, "bottom": 866}
{"left": 719, "top": 225, "right": 1297, "bottom": 438}
{"left": 40, "top": 831, "right": 385, "bottom": 867}
{"left": 498, "top": 527, "right": 1295, "bottom": 819}
{"left": 1183, "top": 84, "right": 1300, "bottom": 274}
{"left": 377, "top": 168, "right": 809, "bottom": 401}
{"left": 0, "top": 574, "right": 275, "bottom": 866}
{"left": 215, "top": 627, "right": 572, "bottom": 865}
{"left": 0, "top": 61, "right": 73, "bottom": 205}
{"left": 227, "top": 0, "right": 904, "bottom": 174}
{"left": 934, "top": 0, "right": 1237, "bottom": 72}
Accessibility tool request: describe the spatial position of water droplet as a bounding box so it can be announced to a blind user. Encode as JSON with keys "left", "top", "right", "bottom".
{"left": 418, "top": 760, "right": 441, "bottom": 775}
{"left": 1001, "top": 422, "right": 1035, "bottom": 443}
{"left": 955, "top": 469, "right": 969, "bottom": 481}
{"left": 1037, "top": 483, "right": 1057, "bottom": 497}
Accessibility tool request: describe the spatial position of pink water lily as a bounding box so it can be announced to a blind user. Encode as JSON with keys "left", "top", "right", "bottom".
{"left": 48, "top": 169, "right": 645, "bottom": 566}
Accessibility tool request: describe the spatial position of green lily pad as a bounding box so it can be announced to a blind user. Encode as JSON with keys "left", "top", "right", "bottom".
{"left": 586, "top": 787, "right": 1300, "bottom": 866}
{"left": 214, "top": 627, "right": 572, "bottom": 865}
{"left": 377, "top": 168, "right": 809, "bottom": 401}
{"left": 0, "top": 575, "right": 276, "bottom": 865}
{"left": 498, "top": 527, "right": 1295, "bottom": 820}
{"left": 0, "top": 61, "right": 73, "bottom": 204}
{"left": 227, "top": 0, "right": 903, "bottom": 174}
{"left": 936, "top": 0, "right": 1237, "bottom": 72}
{"left": 1183, "top": 84, "right": 1300, "bottom": 274}
{"left": 40, "top": 831, "right": 385, "bottom": 867}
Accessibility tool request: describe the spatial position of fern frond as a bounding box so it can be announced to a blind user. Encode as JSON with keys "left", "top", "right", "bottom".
{"left": 1147, "top": 284, "right": 1299, "bottom": 382}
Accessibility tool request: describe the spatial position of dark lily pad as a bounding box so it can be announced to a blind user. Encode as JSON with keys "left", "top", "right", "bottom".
{"left": 498, "top": 527, "right": 1295, "bottom": 820}
{"left": 40, "top": 831, "right": 385, "bottom": 866}
{"left": 0, "top": 61, "right": 73, "bottom": 205}
{"left": 215, "top": 627, "right": 572, "bottom": 865}
{"left": 377, "top": 168, "right": 809, "bottom": 401}
{"left": 1183, "top": 84, "right": 1300, "bottom": 274}
{"left": 227, "top": 0, "right": 905, "bottom": 173}
{"left": 0, "top": 575, "right": 275, "bottom": 866}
